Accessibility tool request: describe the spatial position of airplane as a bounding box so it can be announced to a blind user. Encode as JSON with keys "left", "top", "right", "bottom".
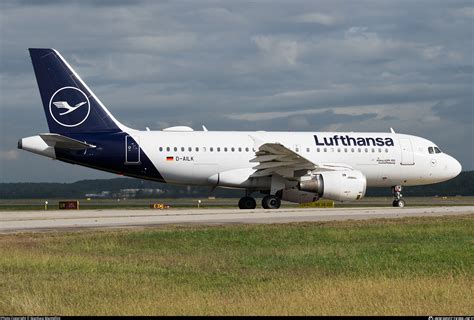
{"left": 18, "top": 48, "right": 462, "bottom": 209}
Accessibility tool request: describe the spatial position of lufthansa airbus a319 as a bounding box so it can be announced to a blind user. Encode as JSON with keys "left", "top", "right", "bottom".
{"left": 19, "top": 48, "right": 462, "bottom": 209}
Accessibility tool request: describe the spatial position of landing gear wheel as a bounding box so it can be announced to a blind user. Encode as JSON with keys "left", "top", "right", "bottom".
{"left": 262, "top": 195, "right": 281, "bottom": 209}
{"left": 238, "top": 196, "right": 256, "bottom": 209}
{"left": 391, "top": 185, "right": 405, "bottom": 208}
{"left": 393, "top": 199, "right": 405, "bottom": 208}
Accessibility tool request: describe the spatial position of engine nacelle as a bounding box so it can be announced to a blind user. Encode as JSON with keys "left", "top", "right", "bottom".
{"left": 297, "top": 170, "right": 366, "bottom": 201}
{"left": 279, "top": 188, "right": 320, "bottom": 204}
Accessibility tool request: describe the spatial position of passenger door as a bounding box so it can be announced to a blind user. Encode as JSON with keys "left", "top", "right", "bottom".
{"left": 399, "top": 138, "right": 414, "bottom": 165}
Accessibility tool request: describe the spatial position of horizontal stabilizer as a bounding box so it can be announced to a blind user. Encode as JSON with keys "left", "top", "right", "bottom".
{"left": 39, "top": 133, "right": 96, "bottom": 150}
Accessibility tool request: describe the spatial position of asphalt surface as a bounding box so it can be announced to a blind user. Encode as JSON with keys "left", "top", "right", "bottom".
{"left": 0, "top": 206, "right": 472, "bottom": 233}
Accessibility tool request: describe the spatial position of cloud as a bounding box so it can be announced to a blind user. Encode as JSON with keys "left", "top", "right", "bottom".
{"left": 293, "top": 12, "right": 341, "bottom": 26}
{"left": 0, "top": 0, "right": 473, "bottom": 181}
{"left": 125, "top": 34, "right": 198, "bottom": 53}
{"left": 225, "top": 101, "right": 441, "bottom": 124}
{"left": 252, "top": 35, "right": 301, "bottom": 66}
{"left": 452, "top": 6, "right": 474, "bottom": 19}
{"left": 0, "top": 150, "right": 19, "bottom": 160}
{"left": 198, "top": 7, "right": 247, "bottom": 24}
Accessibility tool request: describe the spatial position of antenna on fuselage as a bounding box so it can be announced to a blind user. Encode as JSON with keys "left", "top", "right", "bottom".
{"left": 390, "top": 127, "right": 396, "bottom": 134}
{"left": 202, "top": 125, "right": 208, "bottom": 132}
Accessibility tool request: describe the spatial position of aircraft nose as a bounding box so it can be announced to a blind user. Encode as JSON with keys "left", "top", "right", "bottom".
{"left": 451, "top": 157, "right": 462, "bottom": 178}
{"left": 445, "top": 156, "right": 462, "bottom": 179}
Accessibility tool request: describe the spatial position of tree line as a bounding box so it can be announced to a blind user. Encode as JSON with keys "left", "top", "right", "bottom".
{"left": 1, "top": 171, "right": 472, "bottom": 199}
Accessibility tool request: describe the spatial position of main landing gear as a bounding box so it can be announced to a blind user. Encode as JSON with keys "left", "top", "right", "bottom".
{"left": 238, "top": 196, "right": 257, "bottom": 209}
{"left": 392, "top": 185, "right": 406, "bottom": 208}
{"left": 261, "top": 195, "right": 281, "bottom": 209}
{"left": 237, "top": 194, "right": 281, "bottom": 209}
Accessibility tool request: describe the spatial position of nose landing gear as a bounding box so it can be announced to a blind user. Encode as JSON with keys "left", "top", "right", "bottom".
{"left": 392, "top": 185, "right": 406, "bottom": 207}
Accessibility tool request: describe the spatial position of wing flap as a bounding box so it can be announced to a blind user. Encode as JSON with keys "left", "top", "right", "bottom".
{"left": 251, "top": 142, "right": 355, "bottom": 179}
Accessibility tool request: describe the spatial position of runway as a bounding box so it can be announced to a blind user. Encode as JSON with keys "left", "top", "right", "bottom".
{"left": 0, "top": 206, "right": 473, "bottom": 233}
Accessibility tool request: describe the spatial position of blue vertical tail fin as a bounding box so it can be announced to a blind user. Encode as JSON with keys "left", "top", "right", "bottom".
{"left": 29, "top": 48, "right": 127, "bottom": 135}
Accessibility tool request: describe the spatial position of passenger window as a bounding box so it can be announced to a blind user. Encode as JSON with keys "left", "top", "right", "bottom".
{"left": 317, "top": 148, "right": 320, "bottom": 152}
{"left": 202, "top": 147, "right": 207, "bottom": 152}
{"left": 306, "top": 148, "right": 310, "bottom": 152}
{"left": 195, "top": 147, "right": 199, "bottom": 152}
{"left": 337, "top": 148, "right": 341, "bottom": 152}
{"left": 358, "top": 148, "right": 361, "bottom": 153}
{"left": 181, "top": 147, "right": 185, "bottom": 152}
{"left": 323, "top": 148, "right": 327, "bottom": 152}
{"left": 378, "top": 148, "right": 382, "bottom": 153}
{"left": 159, "top": 147, "right": 163, "bottom": 152}
{"left": 365, "top": 148, "right": 368, "bottom": 153}
{"left": 385, "top": 148, "right": 388, "bottom": 153}
{"left": 351, "top": 148, "right": 354, "bottom": 152}
{"left": 217, "top": 147, "right": 221, "bottom": 152}
{"left": 188, "top": 147, "right": 192, "bottom": 152}
{"left": 210, "top": 147, "right": 214, "bottom": 152}
{"left": 434, "top": 147, "right": 441, "bottom": 154}
{"left": 166, "top": 147, "right": 170, "bottom": 152}
{"left": 371, "top": 148, "right": 375, "bottom": 153}
{"left": 344, "top": 148, "right": 347, "bottom": 153}
{"left": 245, "top": 147, "right": 249, "bottom": 152}
{"left": 231, "top": 147, "right": 235, "bottom": 152}
{"left": 224, "top": 147, "right": 228, "bottom": 152}
{"left": 428, "top": 147, "right": 434, "bottom": 154}
{"left": 238, "top": 147, "right": 242, "bottom": 152}
{"left": 174, "top": 147, "right": 177, "bottom": 152}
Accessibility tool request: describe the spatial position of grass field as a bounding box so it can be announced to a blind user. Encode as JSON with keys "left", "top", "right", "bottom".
{"left": 1, "top": 215, "right": 472, "bottom": 315}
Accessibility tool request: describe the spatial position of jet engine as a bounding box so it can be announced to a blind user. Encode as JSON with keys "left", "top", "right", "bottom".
{"left": 297, "top": 170, "right": 366, "bottom": 201}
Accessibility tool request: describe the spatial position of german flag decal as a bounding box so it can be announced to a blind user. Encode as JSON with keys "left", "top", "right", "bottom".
{"left": 166, "top": 156, "right": 174, "bottom": 161}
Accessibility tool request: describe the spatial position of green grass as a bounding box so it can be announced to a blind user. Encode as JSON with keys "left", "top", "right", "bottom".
{"left": 0, "top": 215, "right": 473, "bottom": 315}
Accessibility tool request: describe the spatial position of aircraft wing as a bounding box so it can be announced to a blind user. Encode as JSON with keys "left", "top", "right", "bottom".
{"left": 39, "top": 133, "right": 96, "bottom": 150}
{"left": 249, "top": 142, "right": 353, "bottom": 179}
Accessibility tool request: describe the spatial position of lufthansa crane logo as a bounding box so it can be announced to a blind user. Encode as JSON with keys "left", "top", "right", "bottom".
{"left": 49, "top": 86, "right": 90, "bottom": 127}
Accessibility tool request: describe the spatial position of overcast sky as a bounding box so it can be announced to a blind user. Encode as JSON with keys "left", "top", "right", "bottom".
{"left": 0, "top": 0, "right": 473, "bottom": 182}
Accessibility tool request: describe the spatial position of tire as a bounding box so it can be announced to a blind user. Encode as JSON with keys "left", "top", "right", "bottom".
{"left": 262, "top": 195, "right": 281, "bottom": 209}
{"left": 396, "top": 199, "right": 405, "bottom": 208}
{"left": 238, "top": 196, "right": 256, "bottom": 209}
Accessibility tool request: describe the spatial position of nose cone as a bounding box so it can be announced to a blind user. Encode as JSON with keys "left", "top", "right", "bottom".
{"left": 437, "top": 156, "right": 462, "bottom": 182}
{"left": 443, "top": 155, "right": 462, "bottom": 180}
{"left": 451, "top": 157, "right": 462, "bottom": 178}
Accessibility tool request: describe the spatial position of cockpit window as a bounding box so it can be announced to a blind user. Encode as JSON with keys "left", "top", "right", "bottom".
{"left": 428, "top": 147, "right": 434, "bottom": 154}
{"left": 434, "top": 147, "right": 441, "bottom": 154}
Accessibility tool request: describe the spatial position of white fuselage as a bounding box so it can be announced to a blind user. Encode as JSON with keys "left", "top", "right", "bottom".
{"left": 132, "top": 130, "right": 461, "bottom": 189}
